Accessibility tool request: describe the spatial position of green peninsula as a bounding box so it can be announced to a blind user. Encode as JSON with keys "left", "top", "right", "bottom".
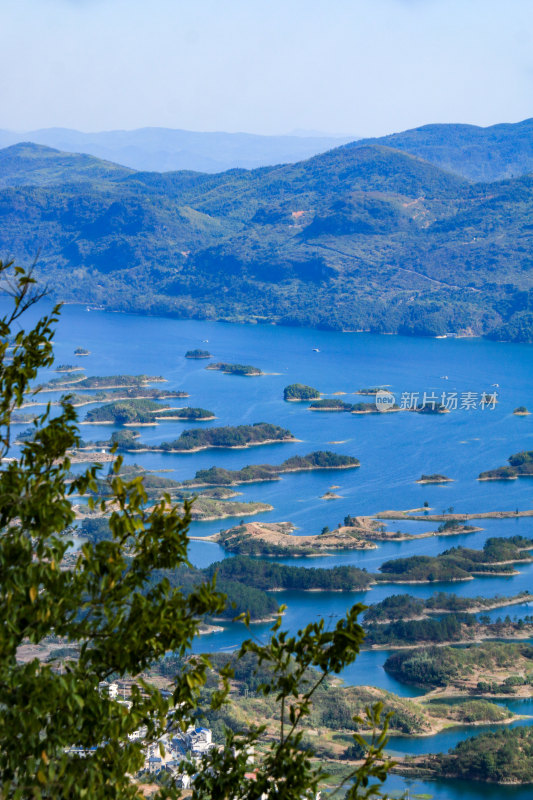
{"left": 384, "top": 641, "right": 533, "bottom": 695}
{"left": 479, "top": 449, "right": 533, "bottom": 480}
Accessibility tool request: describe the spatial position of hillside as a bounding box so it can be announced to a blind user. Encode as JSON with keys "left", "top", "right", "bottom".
{"left": 1, "top": 129, "right": 532, "bottom": 341}
{"left": 350, "top": 117, "right": 533, "bottom": 182}
{"left": 0, "top": 143, "right": 133, "bottom": 188}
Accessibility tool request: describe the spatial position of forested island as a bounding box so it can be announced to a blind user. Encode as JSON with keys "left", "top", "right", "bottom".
{"left": 83, "top": 399, "right": 214, "bottom": 425}
{"left": 365, "top": 612, "right": 533, "bottom": 649}
{"left": 95, "top": 422, "right": 297, "bottom": 453}
{"left": 204, "top": 556, "right": 373, "bottom": 591}
{"left": 310, "top": 398, "right": 354, "bottom": 411}
{"left": 158, "top": 423, "right": 296, "bottom": 452}
{"left": 309, "top": 398, "right": 398, "bottom": 413}
{"left": 376, "top": 536, "right": 533, "bottom": 583}
{"left": 206, "top": 362, "right": 263, "bottom": 376}
{"left": 398, "top": 727, "right": 533, "bottom": 784}
{"left": 183, "top": 451, "right": 359, "bottom": 489}
{"left": 479, "top": 448, "right": 533, "bottom": 480}
{"left": 185, "top": 349, "right": 211, "bottom": 359}
{"left": 38, "top": 373, "right": 166, "bottom": 392}
{"left": 283, "top": 383, "right": 321, "bottom": 401}
{"left": 55, "top": 364, "right": 83, "bottom": 372}
{"left": 363, "top": 590, "right": 531, "bottom": 624}
{"left": 416, "top": 473, "right": 452, "bottom": 483}
{"left": 208, "top": 520, "right": 377, "bottom": 556}
{"left": 411, "top": 402, "right": 448, "bottom": 414}
{"left": 24, "top": 386, "right": 188, "bottom": 409}
{"left": 74, "top": 347, "right": 90, "bottom": 356}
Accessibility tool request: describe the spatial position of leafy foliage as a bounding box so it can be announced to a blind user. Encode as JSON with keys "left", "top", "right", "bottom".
{"left": 0, "top": 260, "right": 392, "bottom": 798}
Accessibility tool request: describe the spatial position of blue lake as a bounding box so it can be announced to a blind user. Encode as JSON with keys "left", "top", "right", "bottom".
{"left": 12, "top": 300, "right": 533, "bottom": 798}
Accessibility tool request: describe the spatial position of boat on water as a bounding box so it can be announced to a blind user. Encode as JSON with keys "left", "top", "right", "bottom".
{"left": 313, "top": 348, "right": 320, "bottom": 352}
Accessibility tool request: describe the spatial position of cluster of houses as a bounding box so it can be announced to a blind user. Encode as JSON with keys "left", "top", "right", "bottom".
{"left": 66, "top": 681, "right": 215, "bottom": 787}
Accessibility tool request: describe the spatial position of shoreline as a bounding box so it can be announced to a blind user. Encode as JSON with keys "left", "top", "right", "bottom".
{"left": 120, "top": 437, "right": 301, "bottom": 454}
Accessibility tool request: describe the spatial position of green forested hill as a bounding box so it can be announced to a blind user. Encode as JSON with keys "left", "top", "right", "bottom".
{"left": 350, "top": 118, "right": 533, "bottom": 182}
{"left": 0, "top": 135, "right": 532, "bottom": 340}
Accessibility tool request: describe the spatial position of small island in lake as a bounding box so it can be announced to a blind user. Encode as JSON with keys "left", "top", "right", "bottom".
{"left": 283, "top": 383, "right": 321, "bottom": 401}
{"left": 74, "top": 347, "right": 90, "bottom": 356}
{"left": 100, "top": 422, "right": 297, "bottom": 453}
{"left": 206, "top": 362, "right": 263, "bottom": 376}
{"left": 416, "top": 473, "right": 453, "bottom": 484}
{"left": 309, "top": 398, "right": 399, "bottom": 413}
{"left": 55, "top": 364, "right": 84, "bottom": 373}
{"left": 411, "top": 402, "right": 449, "bottom": 414}
{"left": 363, "top": 590, "right": 531, "bottom": 625}
{"left": 310, "top": 398, "right": 353, "bottom": 411}
{"left": 84, "top": 400, "right": 215, "bottom": 425}
{"left": 364, "top": 611, "right": 533, "bottom": 649}
{"left": 38, "top": 374, "right": 167, "bottom": 392}
{"left": 354, "top": 386, "right": 387, "bottom": 395}
{"left": 185, "top": 349, "right": 212, "bottom": 359}
{"left": 183, "top": 451, "right": 360, "bottom": 487}
{"left": 375, "top": 536, "right": 533, "bottom": 584}
{"left": 478, "top": 448, "right": 533, "bottom": 480}
{"left": 207, "top": 521, "right": 378, "bottom": 556}
{"left": 514, "top": 406, "right": 531, "bottom": 415}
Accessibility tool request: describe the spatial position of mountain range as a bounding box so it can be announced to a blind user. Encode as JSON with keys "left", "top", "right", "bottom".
{"left": 0, "top": 128, "right": 354, "bottom": 174}
{"left": 0, "top": 118, "right": 532, "bottom": 341}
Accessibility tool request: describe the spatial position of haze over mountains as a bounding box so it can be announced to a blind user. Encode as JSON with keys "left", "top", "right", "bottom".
{"left": 0, "top": 128, "right": 355, "bottom": 174}
{"left": 0, "top": 118, "right": 532, "bottom": 341}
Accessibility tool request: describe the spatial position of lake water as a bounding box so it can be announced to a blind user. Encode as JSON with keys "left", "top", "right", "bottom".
{"left": 11, "top": 301, "right": 533, "bottom": 798}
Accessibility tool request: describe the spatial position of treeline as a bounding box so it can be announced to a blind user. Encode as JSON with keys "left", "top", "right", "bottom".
{"left": 74, "top": 534, "right": 278, "bottom": 621}
{"left": 204, "top": 556, "right": 372, "bottom": 591}
{"left": 365, "top": 612, "right": 476, "bottom": 648}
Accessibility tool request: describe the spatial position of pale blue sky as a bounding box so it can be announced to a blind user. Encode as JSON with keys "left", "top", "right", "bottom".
{"left": 2, "top": 0, "right": 532, "bottom": 136}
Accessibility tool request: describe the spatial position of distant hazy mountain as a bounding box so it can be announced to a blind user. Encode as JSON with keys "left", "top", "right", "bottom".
{"left": 350, "top": 118, "right": 533, "bottom": 182}
{"left": 1, "top": 135, "right": 531, "bottom": 342}
{"left": 0, "top": 127, "right": 355, "bottom": 173}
